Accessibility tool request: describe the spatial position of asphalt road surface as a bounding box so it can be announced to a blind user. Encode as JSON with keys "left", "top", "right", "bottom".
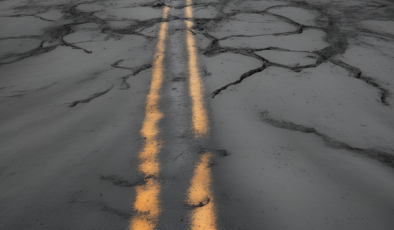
{"left": 1, "top": 0, "right": 394, "bottom": 229}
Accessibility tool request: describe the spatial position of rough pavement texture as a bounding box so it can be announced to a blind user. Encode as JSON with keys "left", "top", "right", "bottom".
{"left": 1, "top": 0, "right": 394, "bottom": 229}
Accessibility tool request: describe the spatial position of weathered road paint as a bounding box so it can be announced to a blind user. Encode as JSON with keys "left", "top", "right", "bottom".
{"left": 185, "top": 0, "right": 209, "bottom": 138}
{"left": 185, "top": 1, "right": 218, "bottom": 229}
{"left": 187, "top": 152, "right": 217, "bottom": 230}
{"left": 129, "top": 6, "right": 170, "bottom": 230}
{"left": 130, "top": 3, "right": 217, "bottom": 228}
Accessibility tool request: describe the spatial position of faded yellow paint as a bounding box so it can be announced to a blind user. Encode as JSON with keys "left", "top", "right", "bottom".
{"left": 129, "top": 6, "right": 170, "bottom": 230}
{"left": 185, "top": 1, "right": 217, "bottom": 229}
{"left": 187, "top": 152, "right": 217, "bottom": 230}
{"left": 185, "top": 5, "right": 192, "bottom": 19}
{"left": 163, "top": 5, "right": 170, "bottom": 19}
{"left": 185, "top": 19, "right": 209, "bottom": 137}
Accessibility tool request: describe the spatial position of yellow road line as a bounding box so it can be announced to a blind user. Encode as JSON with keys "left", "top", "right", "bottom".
{"left": 185, "top": 0, "right": 209, "bottom": 138}
{"left": 185, "top": 1, "right": 218, "bottom": 229}
{"left": 186, "top": 152, "right": 217, "bottom": 230}
{"left": 129, "top": 6, "right": 170, "bottom": 230}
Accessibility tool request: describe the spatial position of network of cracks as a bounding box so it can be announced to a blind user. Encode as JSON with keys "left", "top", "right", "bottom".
{"left": 1, "top": 0, "right": 394, "bottom": 170}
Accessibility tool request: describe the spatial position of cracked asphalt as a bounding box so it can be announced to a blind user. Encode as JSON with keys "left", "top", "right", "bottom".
{"left": 1, "top": 0, "right": 394, "bottom": 229}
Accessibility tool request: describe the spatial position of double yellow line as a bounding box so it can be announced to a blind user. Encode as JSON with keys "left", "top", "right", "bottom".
{"left": 129, "top": 2, "right": 216, "bottom": 229}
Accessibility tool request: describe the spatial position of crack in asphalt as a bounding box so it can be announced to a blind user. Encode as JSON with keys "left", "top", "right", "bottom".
{"left": 69, "top": 85, "right": 113, "bottom": 107}
{"left": 0, "top": 20, "right": 95, "bottom": 65}
{"left": 2, "top": 0, "right": 393, "bottom": 228}
{"left": 119, "top": 63, "right": 152, "bottom": 90}
{"left": 194, "top": 3, "right": 391, "bottom": 106}
{"left": 4, "top": 82, "right": 58, "bottom": 98}
{"left": 111, "top": 59, "right": 133, "bottom": 70}
{"left": 110, "top": 60, "right": 152, "bottom": 90}
{"left": 190, "top": 197, "right": 211, "bottom": 208}
{"left": 131, "top": 63, "right": 152, "bottom": 76}
{"left": 329, "top": 59, "right": 390, "bottom": 106}
{"left": 100, "top": 174, "right": 146, "bottom": 188}
{"left": 105, "top": 18, "right": 163, "bottom": 40}
{"left": 5, "top": 14, "right": 56, "bottom": 22}
{"left": 216, "top": 149, "right": 230, "bottom": 157}
{"left": 0, "top": 1, "right": 174, "bottom": 66}
{"left": 68, "top": 200, "right": 132, "bottom": 220}
{"left": 0, "top": 35, "right": 42, "bottom": 41}
{"left": 101, "top": 205, "right": 133, "bottom": 220}
{"left": 212, "top": 65, "right": 268, "bottom": 98}
{"left": 163, "top": 2, "right": 213, "bottom": 10}
{"left": 61, "top": 36, "right": 93, "bottom": 54}
{"left": 0, "top": 43, "right": 56, "bottom": 66}
{"left": 261, "top": 111, "right": 394, "bottom": 168}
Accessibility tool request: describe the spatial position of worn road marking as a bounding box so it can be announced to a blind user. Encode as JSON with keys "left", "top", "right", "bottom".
{"left": 130, "top": 2, "right": 217, "bottom": 228}
{"left": 129, "top": 6, "right": 170, "bottom": 230}
{"left": 185, "top": 0, "right": 209, "bottom": 138}
{"left": 185, "top": 0, "right": 218, "bottom": 229}
{"left": 187, "top": 152, "right": 217, "bottom": 230}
